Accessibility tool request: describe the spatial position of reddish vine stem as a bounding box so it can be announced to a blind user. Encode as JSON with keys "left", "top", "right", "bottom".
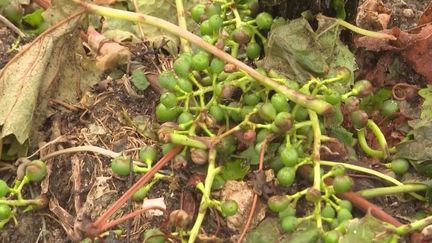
{"left": 237, "top": 137, "right": 269, "bottom": 242}
{"left": 85, "top": 145, "right": 183, "bottom": 236}
{"left": 99, "top": 206, "right": 167, "bottom": 233}
{"left": 297, "top": 165, "right": 402, "bottom": 226}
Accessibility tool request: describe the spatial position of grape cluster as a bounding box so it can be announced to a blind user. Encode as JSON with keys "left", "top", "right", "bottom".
{"left": 0, "top": 160, "right": 47, "bottom": 227}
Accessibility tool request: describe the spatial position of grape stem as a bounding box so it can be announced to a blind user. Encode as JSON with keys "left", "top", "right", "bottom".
{"left": 188, "top": 148, "right": 218, "bottom": 243}
{"left": 394, "top": 215, "right": 432, "bottom": 235}
{"left": 71, "top": 0, "right": 334, "bottom": 115}
{"left": 357, "top": 184, "right": 428, "bottom": 198}
{"left": 320, "top": 160, "right": 425, "bottom": 201}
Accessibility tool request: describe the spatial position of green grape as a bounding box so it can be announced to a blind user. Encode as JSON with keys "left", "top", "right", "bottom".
{"left": 111, "top": 156, "right": 131, "bottom": 176}
{"left": 208, "top": 14, "right": 223, "bottom": 32}
{"left": 210, "top": 58, "right": 224, "bottom": 74}
{"left": 231, "top": 27, "right": 252, "bottom": 44}
{"left": 350, "top": 110, "right": 368, "bottom": 129}
{"left": 331, "top": 165, "right": 346, "bottom": 176}
{"left": 294, "top": 106, "right": 309, "bottom": 121}
{"left": 191, "top": 4, "right": 206, "bottom": 23}
{"left": 380, "top": 99, "right": 399, "bottom": 116}
{"left": 158, "top": 71, "right": 177, "bottom": 90}
{"left": 258, "top": 103, "right": 277, "bottom": 122}
{"left": 324, "top": 91, "right": 342, "bottom": 105}
{"left": 333, "top": 175, "right": 353, "bottom": 193}
{"left": 390, "top": 158, "right": 409, "bottom": 175}
{"left": 200, "top": 20, "right": 213, "bottom": 36}
{"left": 268, "top": 195, "right": 290, "bottom": 212}
{"left": 246, "top": 42, "right": 261, "bottom": 59}
{"left": 280, "top": 147, "right": 299, "bottom": 167}
{"left": 321, "top": 205, "right": 336, "bottom": 219}
{"left": 221, "top": 200, "right": 238, "bottom": 217}
{"left": 274, "top": 112, "right": 293, "bottom": 132}
{"left": 256, "top": 12, "right": 273, "bottom": 29}
{"left": 323, "top": 230, "right": 340, "bottom": 243}
{"left": 191, "top": 51, "right": 210, "bottom": 71}
{"left": 331, "top": 219, "right": 339, "bottom": 229}
{"left": 139, "top": 146, "right": 157, "bottom": 165}
{"left": 281, "top": 216, "right": 298, "bottom": 232}
{"left": 277, "top": 167, "right": 296, "bottom": 187}
{"left": 177, "top": 112, "right": 194, "bottom": 125}
{"left": 337, "top": 208, "right": 353, "bottom": 222}
{"left": 209, "top": 105, "right": 225, "bottom": 122}
{"left": 160, "top": 92, "right": 178, "bottom": 108}
{"left": 177, "top": 78, "right": 193, "bottom": 92}
{"left": 206, "top": 3, "right": 221, "bottom": 17}
{"left": 132, "top": 186, "right": 148, "bottom": 201}
{"left": 271, "top": 93, "right": 290, "bottom": 112}
{"left": 353, "top": 80, "right": 373, "bottom": 97}
{"left": 278, "top": 206, "right": 296, "bottom": 219}
{"left": 243, "top": 93, "right": 261, "bottom": 106}
{"left": 269, "top": 156, "right": 284, "bottom": 172}
{"left": 0, "top": 180, "right": 9, "bottom": 198}
{"left": 173, "top": 56, "right": 191, "bottom": 78}
{"left": 25, "top": 160, "right": 47, "bottom": 182}
{"left": 155, "top": 103, "right": 179, "bottom": 122}
{"left": 0, "top": 204, "right": 11, "bottom": 220}
{"left": 338, "top": 200, "right": 352, "bottom": 212}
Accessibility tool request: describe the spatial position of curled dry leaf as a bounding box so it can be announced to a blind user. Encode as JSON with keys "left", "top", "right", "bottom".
{"left": 356, "top": 0, "right": 392, "bottom": 30}
{"left": 86, "top": 26, "right": 132, "bottom": 71}
{"left": 355, "top": 24, "right": 432, "bottom": 83}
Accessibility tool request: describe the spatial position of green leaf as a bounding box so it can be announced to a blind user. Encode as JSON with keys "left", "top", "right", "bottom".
{"left": 331, "top": 0, "right": 346, "bottom": 19}
{"left": 418, "top": 85, "right": 432, "bottom": 121}
{"left": 396, "top": 120, "right": 432, "bottom": 177}
{"left": 360, "top": 88, "right": 392, "bottom": 112}
{"left": 279, "top": 219, "right": 320, "bottom": 243}
{"left": 245, "top": 218, "right": 283, "bottom": 243}
{"left": 131, "top": 70, "right": 150, "bottom": 91}
{"left": 261, "top": 15, "right": 356, "bottom": 90}
{"left": 221, "top": 159, "right": 250, "bottom": 180}
{"left": 330, "top": 126, "right": 354, "bottom": 146}
{"left": 238, "top": 146, "right": 260, "bottom": 165}
{"left": 340, "top": 215, "right": 394, "bottom": 242}
{"left": 22, "top": 8, "right": 44, "bottom": 28}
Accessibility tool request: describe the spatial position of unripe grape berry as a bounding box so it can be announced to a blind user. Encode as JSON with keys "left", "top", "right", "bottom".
{"left": 277, "top": 167, "right": 296, "bottom": 187}
{"left": 221, "top": 200, "right": 238, "bottom": 217}
{"left": 390, "top": 158, "right": 410, "bottom": 175}
{"left": 111, "top": 156, "right": 131, "bottom": 176}
{"left": 333, "top": 175, "right": 353, "bottom": 193}
{"left": 268, "top": 195, "right": 290, "bottom": 212}
{"left": 25, "top": 160, "right": 47, "bottom": 182}
{"left": 256, "top": 12, "right": 273, "bottom": 29}
{"left": 191, "top": 4, "right": 206, "bottom": 23}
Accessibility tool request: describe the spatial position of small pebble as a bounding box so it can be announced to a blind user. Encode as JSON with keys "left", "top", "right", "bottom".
{"left": 403, "top": 9, "right": 414, "bottom": 18}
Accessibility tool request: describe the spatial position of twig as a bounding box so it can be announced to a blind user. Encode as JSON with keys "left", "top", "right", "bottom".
{"left": 100, "top": 206, "right": 167, "bottom": 233}
{"left": 41, "top": 145, "right": 120, "bottom": 161}
{"left": 175, "top": 0, "right": 191, "bottom": 52}
{"left": 0, "top": 14, "right": 26, "bottom": 38}
{"left": 237, "top": 136, "right": 269, "bottom": 242}
{"left": 86, "top": 145, "right": 182, "bottom": 236}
